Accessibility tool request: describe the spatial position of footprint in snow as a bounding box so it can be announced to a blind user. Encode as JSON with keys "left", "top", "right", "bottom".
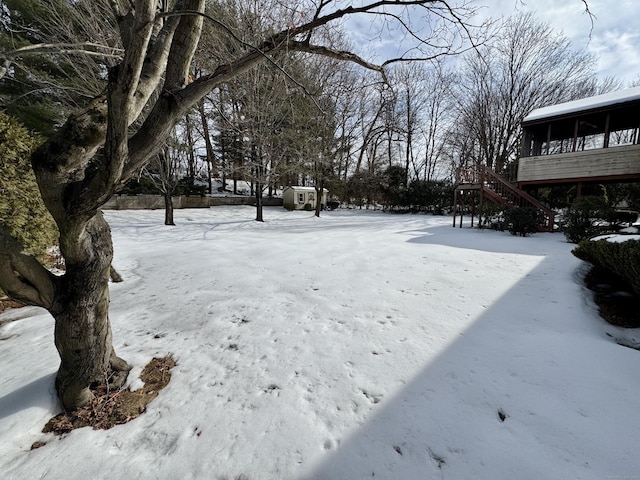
{"left": 361, "top": 389, "right": 383, "bottom": 404}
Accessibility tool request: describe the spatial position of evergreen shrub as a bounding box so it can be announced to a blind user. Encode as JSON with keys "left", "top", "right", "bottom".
{"left": 503, "top": 207, "right": 538, "bottom": 236}
{"left": 0, "top": 111, "right": 58, "bottom": 260}
{"left": 563, "top": 196, "right": 612, "bottom": 243}
{"left": 477, "top": 203, "right": 504, "bottom": 230}
{"left": 572, "top": 237, "right": 640, "bottom": 296}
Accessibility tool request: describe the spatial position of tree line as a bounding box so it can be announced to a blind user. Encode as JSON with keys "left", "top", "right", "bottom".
{"left": 3, "top": 2, "right": 626, "bottom": 224}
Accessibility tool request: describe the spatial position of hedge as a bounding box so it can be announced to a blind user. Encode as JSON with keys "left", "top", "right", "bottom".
{"left": 572, "top": 236, "right": 640, "bottom": 295}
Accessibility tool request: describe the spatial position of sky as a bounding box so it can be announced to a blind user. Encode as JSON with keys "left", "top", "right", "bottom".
{"left": 1, "top": 207, "right": 639, "bottom": 479}
{"left": 489, "top": 0, "right": 640, "bottom": 85}
{"left": 344, "top": 0, "right": 640, "bottom": 86}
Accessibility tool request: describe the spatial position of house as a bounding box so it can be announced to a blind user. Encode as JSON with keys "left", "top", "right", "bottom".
{"left": 453, "top": 87, "right": 640, "bottom": 230}
{"left": 519, "top": 86, "right": 640, "bottom": 191}
{"left": 283, "top": 186, "right": 328, "bottom": 211}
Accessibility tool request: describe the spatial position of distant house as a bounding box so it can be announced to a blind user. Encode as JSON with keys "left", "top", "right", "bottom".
{"left": 283, "top": 186, "right": 328, "bottom": 211}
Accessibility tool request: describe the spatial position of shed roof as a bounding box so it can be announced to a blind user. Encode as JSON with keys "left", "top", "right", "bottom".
{"left": 283, "top": 186, "right": 328, "bottom": 193}
{"left": 523, "top": 86, "right": 640, "bottom": 124}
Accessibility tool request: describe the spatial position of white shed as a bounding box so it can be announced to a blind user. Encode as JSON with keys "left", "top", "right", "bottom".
{"left": 283, "top": 186, "right": 328, "bottom": 211}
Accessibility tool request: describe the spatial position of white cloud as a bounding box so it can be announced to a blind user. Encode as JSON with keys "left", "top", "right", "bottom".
{"left": 341, "top": 0, "right": 639, "bottom": 84}
{"left": 474, "top": 0, "right": 640, "bottom": 84}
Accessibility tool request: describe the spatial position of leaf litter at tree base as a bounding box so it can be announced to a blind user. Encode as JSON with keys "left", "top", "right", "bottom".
{"left": 35, "top": 356, "right": 175, "bottom": 446}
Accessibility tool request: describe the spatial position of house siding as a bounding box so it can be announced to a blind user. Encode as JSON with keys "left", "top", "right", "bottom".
{"left": 518, "top": 144, "right": 640, "bottom": 184}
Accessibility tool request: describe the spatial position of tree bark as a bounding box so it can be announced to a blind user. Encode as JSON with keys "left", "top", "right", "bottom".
{"left": 164, "top": 190, "right": 175, "bottom": 226}
{"left": 315, "top": 181, "right": 324, "bottom": 218}
{"left": 197, "top": 98, "right": 216, "bottom": 194}
{"left": 50, "top": 214, "right": 130, "bottom": 410}
{"left": 255, "top": 161, "right": 264, "bottom": 222}
{"left": 255, "top": 185, "right": 263, "bottom": 222}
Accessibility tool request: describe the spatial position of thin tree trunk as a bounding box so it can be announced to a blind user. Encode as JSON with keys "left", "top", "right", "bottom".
{"left": 164, "top": 190, "right": 175, "bottom": 226}
{"left": 255, "top": 159, "right": 264, "bottom": 222}
{"left": 255, "top": 185, "right": 263, "bottom": 222}
{"left": 185, "top": 114, "right": 197, "bottom": 182}
{"left": 315, "top": 182, "right": 323, "bottom": 218}
{"left": 197, "top": 99, "right": 215, "bottom": 193}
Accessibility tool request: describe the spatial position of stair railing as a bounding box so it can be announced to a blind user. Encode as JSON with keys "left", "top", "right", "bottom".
{"left": 455, "top": 165, "right": 556, "bottom": 231}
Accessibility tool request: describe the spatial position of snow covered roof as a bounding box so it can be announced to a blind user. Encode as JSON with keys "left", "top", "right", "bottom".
{"left": 283, "top": 186, "right": 328, "bottom": 192}
{"left": 523, "top": 86, "right": 640, "bottom": 124}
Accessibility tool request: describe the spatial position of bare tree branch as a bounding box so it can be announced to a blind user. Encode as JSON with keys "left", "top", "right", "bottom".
{"left": 0, "top": 225, "right": 56, "bottom": 309}
{"left": 0, "top": 43, "right": 123, "bottom": 80}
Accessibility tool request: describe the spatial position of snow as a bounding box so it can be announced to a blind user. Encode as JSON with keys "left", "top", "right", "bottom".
{"left": 283, "top": 186, "right": 328, "bottom": 192}
{"left": 1, "top": 207, "right": 639, "bottom": 480}
{"left": 592, "top": 233, "right": 640, "bottom": 243}
{"left": 523, "top": 85, "right": 640, "bottom": 123}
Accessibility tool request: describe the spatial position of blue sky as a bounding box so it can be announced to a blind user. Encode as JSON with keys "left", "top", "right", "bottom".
{"left": 486, "top": 0, "right": 640, "bottom": 84}
{"left": 343, "top": 0, "right": 639, "bottom": 85}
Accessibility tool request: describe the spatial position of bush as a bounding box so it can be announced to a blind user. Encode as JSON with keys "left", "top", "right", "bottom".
{"left": 563, "top": 195, "right": 613, "bottom": 243}
{"left": 0, "top": 111, "right": 58, "bottom": 260}
{"left": 503, "top": 207, "right": 539, "bottom": 236}
{"left": 406, "top": 179, "right": 454, "bottom": 214}
{"left": 176, "top": 178, "right": 208, "bottom": 196}
{"left": 118, "top": 176, "right": 160, "bottom": 195}
{"left": 572, "top": 236, "right": 640, "bottom": 296}
{"left": 610, "top": 210, "right": 638, "bottom": 227}
{"left": 477, "top": 203, "right": 504, "bottom": 230}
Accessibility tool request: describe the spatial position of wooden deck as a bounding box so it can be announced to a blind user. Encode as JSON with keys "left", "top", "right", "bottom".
{"left": 518, "top": 144, "right": 640, "bottom": 185}
{"left": 520, "top": 87, "right": 640, "bottom": 187}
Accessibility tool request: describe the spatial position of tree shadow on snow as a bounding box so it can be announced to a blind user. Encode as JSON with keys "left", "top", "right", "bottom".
{"left": 0, "top": 373, "right": 56, "bottom": 420}
{"left": 402, "top": 223, "right": 556, "bottom": 256}
{"left": 300, "top": 229, "right": 639, "bottom": 480}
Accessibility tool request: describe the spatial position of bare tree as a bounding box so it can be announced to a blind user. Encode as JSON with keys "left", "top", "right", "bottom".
{"left": 196, "top": 97, "right": 217, "bottom": 193}
{"left": 143, "top": 131, "right": 189, "bottom": 226}
{"left": 0, "top": 0, "right": 482, "bottom": 410}
{"left": 451, "top": 12, "right": 601, "bottom": 175}
{"left": 420, "top": 65, "right": 455, "bottom": 182}
{"left": 387, "top": 63, "right": 440, "bottom": 184}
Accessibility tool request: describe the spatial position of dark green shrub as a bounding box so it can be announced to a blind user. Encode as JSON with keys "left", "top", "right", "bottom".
{"left": 573, "top": 236, "right": 640, "bottom": 295}
{"left": 406, "top": 179, "right": 453, "bottom": 214}
{"left": 0, "top": 111, "right": 58, "bottom": 260}
{"left": 563, "top": 195, "right": 613, "bottom": 243}
{"left": 503, "top": 207, "right": 539, "bottom": 236}
{"left": 118, "top": 176, "right": 160, "bottom": 195}
{"left": 176, "top": 178, "right": 208, "bottom": 196}
{"left": 303, "top": 203, "right": 313, "bottom": 211}
{"left": 610, "top": 210, "right": 638, "bottom": 227}
{"left": 381, "top": 166, "right": 408, "bottom": 210}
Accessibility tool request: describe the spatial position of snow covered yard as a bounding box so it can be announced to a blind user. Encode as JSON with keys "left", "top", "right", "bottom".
{"left": 1, "top": 206, "right": 639, "bottom": 480}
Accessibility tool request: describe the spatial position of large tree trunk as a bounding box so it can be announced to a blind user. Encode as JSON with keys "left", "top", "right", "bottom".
{"left": 51, "top": 213, "right": 130, "bottom": 409}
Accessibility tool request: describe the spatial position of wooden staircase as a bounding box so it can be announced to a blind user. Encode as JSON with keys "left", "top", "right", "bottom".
{"left": 453, "top": 165, "right": 555, "bottom": 231}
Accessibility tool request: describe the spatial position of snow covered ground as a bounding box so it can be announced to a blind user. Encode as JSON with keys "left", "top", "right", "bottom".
{"left": 1, "top": 206, "right": 639, "bottom": 480}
